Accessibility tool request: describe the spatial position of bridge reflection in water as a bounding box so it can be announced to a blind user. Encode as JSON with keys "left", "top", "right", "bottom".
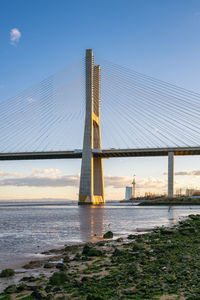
{"left": 79, "top": 205, "right": 105, "bottom": 242}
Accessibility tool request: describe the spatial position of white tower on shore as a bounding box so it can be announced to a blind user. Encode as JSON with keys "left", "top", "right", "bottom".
{"left": 132, "top": 175, "right": 136, "bottom": 198}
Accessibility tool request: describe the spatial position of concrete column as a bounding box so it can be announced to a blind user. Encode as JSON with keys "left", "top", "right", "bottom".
{"left": 168, "top": 152, "right": 174, "bottom": 198}
{"left": 79, "top": 49, "right": 94, "bottom": 203}
{"left": 93, "top": 65, "right": 105, "bottom": 204}
{"left": 79, "top": 50, "right": 105, "bottom": 205}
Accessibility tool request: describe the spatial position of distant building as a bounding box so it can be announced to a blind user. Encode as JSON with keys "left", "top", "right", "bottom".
{"left": 186, "top": 188, "right": 200, "bottom": 196}
{"left": 125, "top": 175, "right": 136, "bottom": 200}
{"left": 186, "top": 188, "right": 195, "bottom": 197}
{"left": 125, "top": 186, "right": 133, "bottom": 200}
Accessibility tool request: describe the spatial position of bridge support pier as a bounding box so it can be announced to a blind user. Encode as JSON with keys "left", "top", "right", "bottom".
{"left": 168, "top": 152, "right": 174, "bottom": 197}
{"left": 79, "top": 49, "right": 105, "bottom": 205}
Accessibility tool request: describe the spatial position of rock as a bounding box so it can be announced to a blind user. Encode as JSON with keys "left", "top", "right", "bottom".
{"left": 44, "top": 262, "right": 54, "bottom": 269}
{"left": 116, "top": 237, "right": 123, "bottom": 242}
{"left": 0, "top": 268, "right": 15, "bottom": 278}
{"left": 132, "top": 242, "right": 145, "bottom": 251}
{"left": 63, "top": 255, "right": 70, "bottom": 263}
{"left": 112, "top": 248, "right": 123, "bottom": 256}
{"left": 29, "top": 285, "right": 40, "bottom": 292}
{"left": 162, "top": 283, "right": 169, "bottom": 291}
{"left": 81, "top": 276, "right": 89, "bottom": 282}
{"left": 20, "top": 276, "right": 36, "bottom": 282}
{"left": 31, "top": 290, "right": 47, "bottom": 299}
{"left": 45, "top": 285, "right": 52, "bottom": 293}
{"left": 4, "top": 284, "right": 17, "bottom": 294}
{"left": 23, "top": 260, "right": 43, "bottom": 269}
{"left": 16, "top": 283, "right": 27, "bottom": 292}
{"left": 127, "top": 234, "right": 135, "bottom": 240}
{"left": 56, "top": 263, "right": 67, "bottom": 271}
{"left": 103, "top": 231, "right": 113, "bottom": 239}
{"left": 49, "top": 272, "right": 68, "bottom": 285}
{"left": 87, "top": 295, "right": 104, "bottom": 300}
{"left": 82, "top": 245, "right": 103, "bottom": 256}
{"left": 104, "top": 261, "right": 112, "bottom": 266}
{"left": 97, "top": 241, "right": 105, "bottom": 246}
{"left": 73, "top": 253, "right": 81, "bottom": 261}
{"left": 52, "top": 287, "right": 61, "bottom": 292}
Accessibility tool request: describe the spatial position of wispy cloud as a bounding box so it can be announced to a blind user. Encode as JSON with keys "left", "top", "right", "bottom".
{"left": 0, "top": 168, "right": 78, "bottom": 187}
{"left": 0, "top": 175, "right": 79, "bottom": 187}
{"left": 164, "top": 169, "right": 200, "bottom": 176}
{"left": 175, "top": 170, "right": 200, "bottom": 176}
{"left": 27, "top": 97, "right": 37, "bottom": 103}
{"left": 10, "top": 28, "right": 21, "bottom": 45}
{"left": 0, "top": 168, "right": 166, "bottom": 190}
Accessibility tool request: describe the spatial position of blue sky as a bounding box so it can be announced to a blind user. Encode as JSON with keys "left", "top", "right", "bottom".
{"left": 1, "top": 0, "right": 200, "bottom": 200}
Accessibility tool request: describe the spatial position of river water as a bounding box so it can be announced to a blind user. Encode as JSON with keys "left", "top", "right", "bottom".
{"left": 0, "top": 201, "right": 200, "bottom": 270}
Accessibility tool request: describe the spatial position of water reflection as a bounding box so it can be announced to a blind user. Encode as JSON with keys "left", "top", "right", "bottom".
{"left": 79, "top": 205, "right": 105, "bottom": 242}
{"left": 168, "top": 206, "right": 176, "bottom": 227}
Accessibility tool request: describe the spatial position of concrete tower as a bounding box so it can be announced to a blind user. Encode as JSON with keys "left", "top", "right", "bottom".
{"left": 132, "top": 175, "right": 136, "bottom": 198}
{"left": 79, "top": 49, "right": 105, "bottom": 205}
{"left": 168, "top": 152, "right": 174, "bottom": 197}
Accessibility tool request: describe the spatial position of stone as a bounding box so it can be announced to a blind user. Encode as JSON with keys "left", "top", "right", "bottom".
{"left": 0, "top": 268, "right": 15, "bottom": 278}
{"left": 103, "top": 231, "right": 113, "bottom": 239}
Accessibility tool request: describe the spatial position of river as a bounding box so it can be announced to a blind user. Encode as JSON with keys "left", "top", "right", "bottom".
{"left": 0, "top": 201, "right": 200, "bottom": 270}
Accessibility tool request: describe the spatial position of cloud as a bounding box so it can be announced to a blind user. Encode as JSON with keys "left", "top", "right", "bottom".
{"left": 10, "top": 28, "right": 21, "bottom": 45}
{"left": 104, "top": 175, "right": 166, "bottom": 189}
{"left": 164, "top": 170, "right": 200, "bottom": 176}
{"left": 0, "top": 175, "right": 79, "bottom": 187}
{"left": 0, "top": 170, "right": 24, "bottom": 178}
{"left": 0, "top": 168, "right": 78, "bottom": 187}
{"left": 104, "top": 176, "right": 130, "bottom": 188}
{"left": 31, "top": 168, "right": 61, "bottom": 177}
{"left": 27, "top": 97, "right": 37, "bottom": 103}
{"left": 0, "top": 168, "right": 166, "bottom": 191}
{"left": 176, "top": 170, "right": 200, "bottom": 176}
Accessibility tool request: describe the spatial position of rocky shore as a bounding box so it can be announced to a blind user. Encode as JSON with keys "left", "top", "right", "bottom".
{"left": 1, "top": 215, "right": 200, "bottom": 299}
{"left": 138, "top": 196, "right": 200, "bottom": 206}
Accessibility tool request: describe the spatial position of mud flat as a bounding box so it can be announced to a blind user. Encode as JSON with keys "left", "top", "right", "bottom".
{"left": 1, "top": 215, "right": 200, "bottom": 299}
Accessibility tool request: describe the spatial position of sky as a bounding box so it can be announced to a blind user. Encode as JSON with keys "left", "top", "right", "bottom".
{"left": 1, "top": 0, "right": 200, "bottom": 200}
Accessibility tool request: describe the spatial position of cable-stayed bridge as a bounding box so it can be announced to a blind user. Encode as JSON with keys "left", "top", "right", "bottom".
{"left": 1, "top": 49, "right": 200, "bottom": 204}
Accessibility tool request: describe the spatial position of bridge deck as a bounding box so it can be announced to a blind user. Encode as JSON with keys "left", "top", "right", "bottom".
{"left": 0, "top": 147, "right": 200, "bottom": 160}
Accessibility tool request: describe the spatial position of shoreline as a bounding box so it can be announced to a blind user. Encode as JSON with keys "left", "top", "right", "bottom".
{"left": 1, "top": 215, "right": 200, "bottom": 299}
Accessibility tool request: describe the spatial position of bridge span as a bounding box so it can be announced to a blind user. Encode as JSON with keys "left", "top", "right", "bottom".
{"left": 0, "top": 146, "right": 200, "bottom": 161}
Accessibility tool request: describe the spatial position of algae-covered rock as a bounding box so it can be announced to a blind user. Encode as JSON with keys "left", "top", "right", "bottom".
{"left": 31, "top": 290, "right": 47, "bottom": 299}
{"left": 43, "top": 262, "right": 54, "bottom": 268}
{"left": 116, "top": 237, "right": 123, "bottom": 242}
{"left": 82, "top": 245, "right": 103, "bottom": 257}
{"left": 86, "top": 295, "right": 104, "bottom": 300}
{"left": 63, "top": 255, "right": 70, "bottom": 263}
{"left": 20, "top": 276, "right": 36, "bottom": 282}
{"left": 132, "top": 242, "right": 145, "bottom": 251}
{"left": 103, "top": 231, "right": 113, "bottom": 239}
{"left": 112, "top": 248, "right": 124, "bottom": 256}
{"left": 23, "top": 260, "right": 43, "bottom": 269}
{"left": 16, "top": 283, "right": 26, "bottom": 292}
{"left": 55, "top": 263, "right": 67, "bottom": 271}
{"left": 127, "top": 234, "right": 135, "bottom": 240}
{"left": 0, "top": 268, "right": 15, "bottom": 278}
{"left": 4, "top": 285, "right": 17, "bottom": 294}
{"left": 0, "top": 294, "right": 12, "bottom": 300}
{"left": 49, "top": 271, "right": 68, "bottom": 286}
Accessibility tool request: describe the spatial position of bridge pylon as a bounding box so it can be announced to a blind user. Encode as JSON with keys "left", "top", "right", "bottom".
{"left": 79, "top": 49, "right": 105, "bottom": 205}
